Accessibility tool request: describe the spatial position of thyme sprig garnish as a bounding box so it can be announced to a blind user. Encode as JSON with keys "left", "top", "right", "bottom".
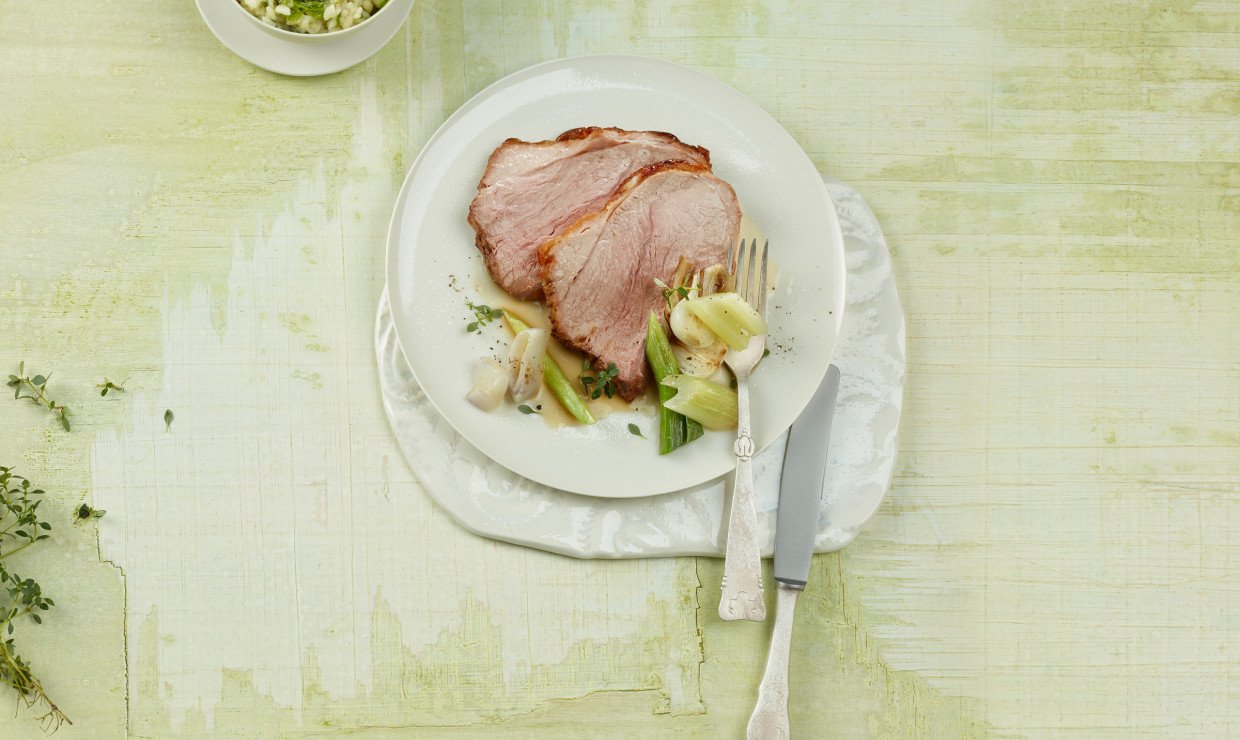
{"left": 465, "top": 302, "right": 505, "bottom": 334}
{"left": 662, "top": 286, "right": 689, "bottom": 308}
{"left": 653, "top": 278, "right": 690, "bottom": 309}
{"left": 0, "top": 467, "right": 68, "bottom": 731}
{"left": 579, "top": 361, "right": 620, "bottom": 400}
{"left": 6, "top": 364, "right": 70, "bottom": 432}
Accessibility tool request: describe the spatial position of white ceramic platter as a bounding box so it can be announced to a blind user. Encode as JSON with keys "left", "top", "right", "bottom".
{"left": 386, "top": 55, "right": 846, "bottom": 498}
{"left": 196, "top": 0, "right": 415, "bottom": 77}
{"left": 377, "top": 178, "right": 904, "bottom": 558}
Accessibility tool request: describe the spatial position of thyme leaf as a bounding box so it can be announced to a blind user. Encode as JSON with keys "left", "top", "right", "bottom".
{"left": 73, "top": 504, "right": 106, "bottom": 523}
{"left": 97, "top": 379, "right": 124, "bottom": 397}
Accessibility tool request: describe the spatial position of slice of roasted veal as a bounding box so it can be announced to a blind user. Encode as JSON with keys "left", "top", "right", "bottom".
{"left": 468, "top": 127, "right": 710, "bottom": 300}
{"left": 539, "top": 161, "right": 740, "bottom": 401}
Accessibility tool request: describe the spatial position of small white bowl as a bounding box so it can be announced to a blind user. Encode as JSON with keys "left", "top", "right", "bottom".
{"left": 234, "top": 1, "right": 392, "bottom": 45}
{"left": 198, "top": 0, "right": 415, "bottom": 76}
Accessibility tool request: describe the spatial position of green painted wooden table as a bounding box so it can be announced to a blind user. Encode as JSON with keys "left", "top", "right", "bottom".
{"left": 1, "top": 1, "right": 1237, "bottom": 737}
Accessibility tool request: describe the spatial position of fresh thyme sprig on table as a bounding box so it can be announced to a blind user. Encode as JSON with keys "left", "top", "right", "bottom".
{"left": 579, "top": 361, "right": 620, "bottom": 400}
{"left": 6, "top": 364, "right": 70, "bottom": 432}
{"left": 0, "top": 467, "right": 68, "bottom": 731}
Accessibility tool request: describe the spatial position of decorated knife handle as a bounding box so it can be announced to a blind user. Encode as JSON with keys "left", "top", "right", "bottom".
{"left": 720, "top": 378, "right": 765, "bottom": 622}
{"left": 747, "top": 586, "right": 800, "bottom": 739}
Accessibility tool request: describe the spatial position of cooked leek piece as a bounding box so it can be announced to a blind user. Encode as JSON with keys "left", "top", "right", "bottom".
{"left": 684, "top": 292, "right": 767, "bottom": 351}
{"left": 504, "top": 311, "right": 596, "bottom": 425}
{"left": 645, "top": 313, "right": 703, "bottom": 453}
{"left": 660, "top": 374, "right": 739, "bottom": 431}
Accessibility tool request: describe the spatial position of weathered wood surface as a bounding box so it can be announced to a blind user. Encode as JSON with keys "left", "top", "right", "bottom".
{"left": 0, "top": 0, "right": 1237, "bottom": 737}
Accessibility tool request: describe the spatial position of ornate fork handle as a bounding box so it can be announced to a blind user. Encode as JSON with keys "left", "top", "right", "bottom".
{"left": 746, "top": 585, "right": 799, "bottom": 739}
{"left": 719, "top": 370, "right": 766, "bottom": 622}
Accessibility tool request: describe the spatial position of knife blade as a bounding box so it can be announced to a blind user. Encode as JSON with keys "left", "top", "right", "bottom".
{"left": 773, "top": 363, "right": 841, "bottom": 587}
{"left": 747, "top": 364, "right": 841, "bottom": 740}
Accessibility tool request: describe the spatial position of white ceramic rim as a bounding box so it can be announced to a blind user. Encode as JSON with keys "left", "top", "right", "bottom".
{"left": 385, "top": 54, "right": 846, "bottom": 497}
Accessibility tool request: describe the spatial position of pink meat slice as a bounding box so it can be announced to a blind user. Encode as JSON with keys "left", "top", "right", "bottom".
{"left": 539, "top": 162, "right": 740, "bottom": 401}
{"left": 468, "top": 127, "right": 710, "bottom": 300}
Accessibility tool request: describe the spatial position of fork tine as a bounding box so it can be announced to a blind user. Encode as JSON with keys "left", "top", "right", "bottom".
{"left": 736, "top": 239, "right": 748, "bottom": 296}
{"left": 728, "top": 239, "right": 737, "bottom": 275}
{"left": 753, "top": 239, "right": 763, "bottom": 314}
{"left": 746, "top": 235, "right": 758, "bottom": 306}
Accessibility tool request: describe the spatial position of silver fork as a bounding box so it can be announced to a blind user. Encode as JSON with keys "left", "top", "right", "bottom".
{"left": 719, "top": 238, "right": 770, "bottom": 622}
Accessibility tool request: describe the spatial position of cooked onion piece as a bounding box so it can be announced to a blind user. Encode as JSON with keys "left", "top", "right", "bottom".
{"left": 506, "top": 328, "right": 549, "bottom": 403}
{"left": 670, "top": 298, "right": 716, "bottom": 349}
{"left": 466, "top": 357, "right": 509, "bottom": 412}
{"left": 697, "top": 263, "right": 729, "bottom": 295}
{"left": 671, "top": 344, "right": 728, "bottom": 378}
{"left": 666, "top": 261, "right": 732, "bottom": 373}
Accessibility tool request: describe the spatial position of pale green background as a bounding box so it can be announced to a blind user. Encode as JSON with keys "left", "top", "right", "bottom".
{"left": 1, "top": 0, "right": 1237, "bottom": 738}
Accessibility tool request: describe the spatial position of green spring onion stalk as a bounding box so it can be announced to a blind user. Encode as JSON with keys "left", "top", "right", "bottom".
{"left": 503, "top": 312, "right": 596, "bottom": 425}
{"left": 645, "top": 313, "right": 703, "bottom": 453}
{"left": 660, "top": 374, "right": 739, "bottom": 431}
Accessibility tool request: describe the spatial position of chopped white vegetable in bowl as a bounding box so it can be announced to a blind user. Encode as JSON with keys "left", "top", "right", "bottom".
{"left": 235, "top": 0, "right": 389, "bottom": 38}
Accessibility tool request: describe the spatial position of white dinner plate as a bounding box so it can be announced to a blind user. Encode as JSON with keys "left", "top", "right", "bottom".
{"left": 387, "top": 55, "right": 845, "bottom": 498}
{"left": 196, "top": 0, "right": 414, "bottom": 77}
{"left": 375, "top": 176, "right": 906, "bottom": 556}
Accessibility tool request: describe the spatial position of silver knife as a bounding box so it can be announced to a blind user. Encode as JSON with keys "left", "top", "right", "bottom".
{"left": 746, "top": 364, "right": 842, "bottom": 740}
